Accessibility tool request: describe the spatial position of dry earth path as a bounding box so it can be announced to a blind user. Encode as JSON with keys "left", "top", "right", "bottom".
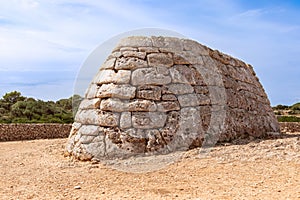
{"left": 0, "top": 133, "right": 299, "bottom": 199}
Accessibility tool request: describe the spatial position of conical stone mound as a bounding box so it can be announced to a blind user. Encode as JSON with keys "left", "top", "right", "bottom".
{"left": 66, "top": 36, "right": 280, "bottom": 161}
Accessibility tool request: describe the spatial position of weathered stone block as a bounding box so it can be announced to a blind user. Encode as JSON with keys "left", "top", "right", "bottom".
{"left": 132, "top": 112, "right": 167, "bottom": 129}
{"left": 100, "top": 58, "right": 116, "bottom": 70}
{"left": 162, "top": 94, "right": 177, "bottom": 101}
{"left": 128, "top": 99, "right": 157, "bottom": 112}
{"left": 162, "top": 83, "right": 194, "bottom": 95}
{"left": 85, "top": 84, "right": 99, "bottom": 99}
{"left": 169, "top": 65, "right": 196, "bottom": 84}
{"left": 97, "top": 83, "right": 136, "bottom": 99}
{"left": 100, "top": 98, "right": 129, "bottom": 112}
{"left": 151, "top": 36, "right": 183, "bottom": 52}
{"left": 115, "top": 57, "right": 147, "bottom": 70}
{"left": 157, "top": 101, "right": 180, "bottom": 112}
{"left": 182, "top": 39, "right": 209, "bottom": 56}
{"left": 120, "top": 112, "right": 132, "bottom": 129}
{"left": 174, "top": 51, "right": 204, "bottom": 65}
{"left": 138, "top": 47, "right": 159, "bottom": 53}
{"left": 122, "top": 51, "right": 146, "bottom": 59}
{"left": 177, "top": 94, "right": 199, "bottom": 107}
{"left": 77, "top": 125, "right": 101, "bottom": 136}
{"left": 75, "top": 110, "right": 100, "bottom": 125}
{"left": 93, "top": 70, "right": 131, "bottom": 84}
{"left": 100, "top": 98, "right": 157, "bottom": 112}
{"left": 136, "top": 85, "right": 161, "bottom": 100}
{"left": 76, "top": 110, "right": 119, "bottom": 127}
{"left": 98, "top": 111, "right": 120, "bottom": 127}
{"left": 194, "top": 86, "right": 209, "bottom": 95}
{"left": 79, "top": 98, "right": 101, "bottom": 110}
{"left": 120, "top": 47, "right": 138, "bottom": 52}
{"left": 115, "top": 36, "right": 153, "bottom": 49}
{"left": 131, "top": 67, "right": 171, "bottom": 85}
{"left": 147, "top": 53, "right": 173, "bottom": 68}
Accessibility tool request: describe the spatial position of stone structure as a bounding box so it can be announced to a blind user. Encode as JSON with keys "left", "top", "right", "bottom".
{"left": 0, "top": 124, "right": 71, "bottom": 142}
{"left": 66, "top": 36, "right": 280, "bottom": 160}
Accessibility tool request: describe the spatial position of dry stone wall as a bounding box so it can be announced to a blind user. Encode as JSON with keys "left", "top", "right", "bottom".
{"left": 280, "top": 122, "right": 300, "bottom": 133}
{"left": 66, "top": 36, "right": 280, "bottom": 161}
{"left": 0, "top": 124, "right": 71, "bottom": 142}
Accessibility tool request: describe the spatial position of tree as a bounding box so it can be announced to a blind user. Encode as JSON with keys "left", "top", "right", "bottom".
{"left": 0, "top": 90, "right": 77, "bottom": 123}
{"left": 2, "top": 91, "right": 25, "bottom": 105}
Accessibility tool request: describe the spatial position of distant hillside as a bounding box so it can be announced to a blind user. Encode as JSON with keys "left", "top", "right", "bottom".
{"left": 0, "top": 91, "right": 82, "bottom": 123}
{"left": 273, "top": 102, "right": 300, "bottom": 122}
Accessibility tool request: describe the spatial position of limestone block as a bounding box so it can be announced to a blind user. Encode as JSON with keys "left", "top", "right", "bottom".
{"left": 174, "top": 51, "right": 204, "bottom": 65}
{"left": 100, "top": 58, "right": 116, "bottom": 70}
{"left": 120, "top": 112, "right": 132, "bottom": 129}
{"left": 162, "top": 83, "right": 194, "bottom": 95}
{"left": 79, "top": 135, "right": 96, "bottom": 144}
{"left": 151, "top": 36, "right": 183, "bottom": 52}
{"left": 131, "top": 67, "right": 171, "bottom": 85}
{"left": 75, "top": 110, "right": 101, "bottom": 125}
{"left": 157, "top": 101, "right": 180, "bottom": 112}
{"left": 98, "top": 111, "right": 120, "bottom": 127}
{"left": 136, "top": 85, "right": 161, "bottom": 100}
{"left": 138, "top": 47, "right": 159, "bottom": 53}
{"left": 169, "top": 65, "right": 196, "bottom": 84}
{"left": 100, "top": 98, "right": 157, "bottom": 112}
{"left": 108, "top": 51, "right": 122, "bottom": 59}
{"left": 77, "top": 125, "right": 101, "bottom": 136}
{"left": 85, "top": 84, "right": 99, "bottom": 99}
{"left": 76, "top": 110, "right": 119, "bottom": 127}
{"left": 100, "top": 98, "right": 129, "bottom": 112}
{"left": 162, "top": 94, "right": 177, "bottom": 101}
{"left": 122, "top": 51, "right": 146, "bottom": 59}
{"left": 93, "top": 70, "right": 131, "bottom": 84}
{"left": 97, "top": 83, "right": 136, "bottom": 99}
{"left": 128, "top": 99, "right": 157, "bottom": 112}
{"left": 132, "top": 112, "right": 167, "bottom": 129}
{"left": 115, "top": 57, "right": 147, "bottom": 70}
{"left": 115, "top": 36, "right": 153, "bottom": 49}
{"left": 177, "top": 94, "right": 210, "bottom": 107}
{"left": 194, "top": 86, "right": 209, "bottom": 95}
{"left": 182, "top": 39, "right": 209, "bottom": 56}
{"left": 145, "top": 129, "right": 165, "bottom": 151}
{"left": 120, "top": 47, "right": 138, "bottom": 52}
{"left": 79, "top": 98, "right": 101, "bottom": 110}
{"left": 173, "top": 54, "right": 191, "bottom": 65}
{"left": 147, "top": 53, "right": 173, "bottom": 68}
{"left": 82, "top": 135, "right": 106, "bottom": 158}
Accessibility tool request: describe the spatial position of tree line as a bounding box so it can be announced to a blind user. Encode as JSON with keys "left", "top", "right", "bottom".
{"left": 273, "top": 102, "right": 300, "bottom": 122}
{"left": 0, "top": 91, "right": 82, "bottom": 123}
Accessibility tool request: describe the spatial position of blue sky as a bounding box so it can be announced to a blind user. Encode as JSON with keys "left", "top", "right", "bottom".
{"left": 0, "top": 0, "right": 299, "bottom": 105}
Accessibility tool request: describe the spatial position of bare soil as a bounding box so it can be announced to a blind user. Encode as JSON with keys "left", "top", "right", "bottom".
{"left": 0, "top": 133, "right": 299, "bottom": 200}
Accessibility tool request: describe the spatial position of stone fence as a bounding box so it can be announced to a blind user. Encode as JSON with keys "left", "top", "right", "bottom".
{"left": 0, "top": 124, "right": 72, "bottom": 142}
{"left": 279, "top": 122, "right": 300, "bottom": 133}
{"left": 0, "top": 122, "right": 298, "bottom": 142}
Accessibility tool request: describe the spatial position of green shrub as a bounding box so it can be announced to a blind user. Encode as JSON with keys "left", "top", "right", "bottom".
{"left": 277, "top": 116, "right": 300, "bottom": 122}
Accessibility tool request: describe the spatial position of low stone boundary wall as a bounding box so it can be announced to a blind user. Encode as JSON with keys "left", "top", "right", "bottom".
{"left": 0, "top": 122, "right": 298, "bottom": 142}
{"left": 279, "top": 122, "right": 300, "bottom": 133}
{"left": 0, "top": 124, "right": 72, "bottom": 142}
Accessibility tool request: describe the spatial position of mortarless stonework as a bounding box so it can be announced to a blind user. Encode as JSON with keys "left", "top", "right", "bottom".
{"left": 66, "top": 36, "right": 280, "bottom": 160}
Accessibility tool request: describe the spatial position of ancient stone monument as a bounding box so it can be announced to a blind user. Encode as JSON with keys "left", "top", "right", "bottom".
{"left": 66, "top": 36, "right": 280, "bottom": 161}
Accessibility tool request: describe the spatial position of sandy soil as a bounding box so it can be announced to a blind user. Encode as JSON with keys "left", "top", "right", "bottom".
{"left": 0, "top": 133, "right": 299, "bottom": 200}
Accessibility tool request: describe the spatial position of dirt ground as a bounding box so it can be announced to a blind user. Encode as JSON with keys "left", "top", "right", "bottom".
{"left": 0, "top": 133, "right": 299, "bottom": 200}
